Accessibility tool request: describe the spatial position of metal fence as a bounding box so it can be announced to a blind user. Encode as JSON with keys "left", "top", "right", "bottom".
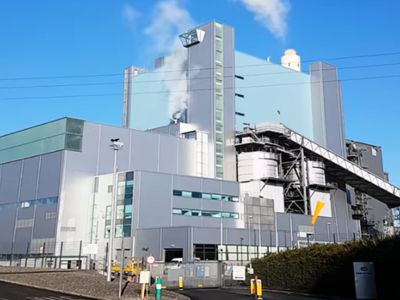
{"left": 150, "top": 261, "right": 223, "bottom": 289}
{"left": 0, "top": 240, "right": 106, "bottom": 271}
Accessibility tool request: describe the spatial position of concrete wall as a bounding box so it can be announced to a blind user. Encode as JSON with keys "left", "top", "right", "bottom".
{"left": 310, "top": 62, "right": 346, "bottom": 156}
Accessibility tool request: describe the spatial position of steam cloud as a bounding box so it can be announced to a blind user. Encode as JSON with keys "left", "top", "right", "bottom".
{"left": 238, "top": 0, "right": 290, "bottom": 39}
{"left": 145, "top": 0, "right": 194, "bottom": 120}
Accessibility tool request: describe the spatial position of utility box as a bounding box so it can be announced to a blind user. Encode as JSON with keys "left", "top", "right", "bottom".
{"left": 353, "top": 262, "right": 377, "bottom": 299}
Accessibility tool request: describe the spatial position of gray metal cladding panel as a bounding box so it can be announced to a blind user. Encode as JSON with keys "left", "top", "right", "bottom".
{"left": 221, "top": 180, "right": 240, "bottom": 195}
{"left": 17, "top": 207, "right": 34, "bottom": 220}
{"left": 37, "top": 152, "right": 62, "bottom": 199}
{"left": 0, "top": 160, "right": 22, "bottom": 204}
{"left": 158, "top": 134, "right": 178, "bottom": 174}
{"left": 187, "top": 22, "right": 214, "bottom": 138}
{"left": 221, "top": 201, "right": 239, "bottom": 212}
{"left": 135, "top": 228, "right": 162, "bottom": 260}
{"left": 137, "top": 172, "right": 172, "bottom": 228}
{"left": 13, "top": 228, "right": 31, "bottom": 254}
{"left": 131, "top": 131, "right": 159, "bottom": 172}
{"left": 0, "top": 210, "right": 16, "bottom": 253}
{"left": 193, "top": 227, "right": 219, "bottom": 244}
{"left": 201, "top": 178, "right": 221, "bottom": 194}
{"left": 177, "top": 139, "right": 196, "bottom": 176}
{"left": 19, "top": 156, "right": 40, "bottom": 201}
{"left": 201, "top": 201, "right": 222, "bottom": 211}
{"left": 173, "top": 175, "right": 202, "bottom": 192}
{"left": 173, "top": 198, "right": 203, "bottom": 210}
{"left": 172, "top": 216, "right": 202, "bottom": 227}
{"left": 32, "top": 204, "right": 57, "bottom": 239}
{"left": 161, "top": 227, "right": 189, "bottom": 248}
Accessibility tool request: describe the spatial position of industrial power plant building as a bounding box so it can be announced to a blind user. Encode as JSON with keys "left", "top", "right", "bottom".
{"left": 0, "top": 21, "right": 399, "bottom": 265}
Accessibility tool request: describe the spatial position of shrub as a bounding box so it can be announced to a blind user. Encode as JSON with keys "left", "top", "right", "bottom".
{"left": 251, "top": 235, "right": 400, "bottom": 298}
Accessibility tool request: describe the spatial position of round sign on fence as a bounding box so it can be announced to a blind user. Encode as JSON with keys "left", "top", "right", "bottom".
{"left": 147, "top": 255, "right": 155, "bottom": 264}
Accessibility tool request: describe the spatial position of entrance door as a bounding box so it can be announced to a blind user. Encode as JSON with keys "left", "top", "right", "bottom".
{"left": 164, "top": 248, "right": 183, "bottom": 262}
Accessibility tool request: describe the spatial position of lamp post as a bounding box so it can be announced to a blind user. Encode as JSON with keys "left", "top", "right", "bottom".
{"left": 248, "top": 216, "right": 253, "bottom": 262}
{"left": 107, "top": 138, "right": 124, "bottom": 282}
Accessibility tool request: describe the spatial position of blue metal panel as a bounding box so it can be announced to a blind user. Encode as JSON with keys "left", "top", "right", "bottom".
{"left": 235, "top": 51, "right": 314, "bottom": 140}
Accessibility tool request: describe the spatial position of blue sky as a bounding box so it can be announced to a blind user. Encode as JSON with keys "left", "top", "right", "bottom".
{"left": 0, "top": 0, "right": 399, "bottom": 185}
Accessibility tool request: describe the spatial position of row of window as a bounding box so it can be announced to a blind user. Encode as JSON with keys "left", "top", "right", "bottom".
{"left": 0, "top": 197, "right": 59, "bottom": 212}
{"left": 104, "top": 224, "right": 131, "bottom": 238}
{"left": 173, "top": 190, "right": 239, "bottom": 202}
{"left": 173, "top": 208, "right": 239, "bottom": 219}
{"left": 105, "top": 204, "right": 132, "bottom": 221}
{"left": 215, "top": 22, "right": 224, "bottom": 179}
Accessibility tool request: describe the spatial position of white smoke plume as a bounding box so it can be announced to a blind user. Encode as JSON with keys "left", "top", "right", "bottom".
{"left": 238, "top": 0, "right": 290, "bottom": 39}
{"left": 145, "top": 0, "right": 194, "bottom": 120}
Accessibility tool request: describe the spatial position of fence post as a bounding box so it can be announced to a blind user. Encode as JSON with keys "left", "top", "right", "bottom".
{"left": 333, "top": 233, "right": 336, "bottom": 244}
{"left": 78, "top": 240, "right": 82, "bottom": 269}
{"left": 25, "top": 242, "right": 30, "bottom": 267}
{"left": 41, "top": 242, "right": 46, "bottom": 268}
{"left": 353, "top": 232, "right": 356, "bottom": 241}
{"left": 104, "top": 242, "right": 109, "bottom": 275}
{"left": 59, "top": 242, "right": 63, "bottom": 269}
{"left": 9, "top": 242, "right": 14, "bottom": 267}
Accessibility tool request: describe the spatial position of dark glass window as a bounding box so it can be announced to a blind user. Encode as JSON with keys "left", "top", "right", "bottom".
{"left": 173, "top": 190, "right": 182, "bottom": 196}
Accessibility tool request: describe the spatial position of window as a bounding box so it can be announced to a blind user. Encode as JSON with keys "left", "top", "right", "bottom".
{"left": 202, "top": 211, "right": 221, "bottom": 218}
{"left": 182, "top": 209, "right": 192, "bottom": 216}
{"left": 45, "top": 212, "right": 57, "bottom": 220}
{"left": 192, "top": 192, "right": 202, "bottom": 198}
{"left": 173, "top": 208, "right": 182, "bottom": 215}
{"left": 124, "top": 204, "right": 132, "bottom": 219}
{"left": 123, "top": 225, "right": 131, "bottom": 237}
{"left": 215, "top": 22, "right": 223, "bottom": 38}
{"left": 108, "top": 185, "right": 113, "bottom": 193}
{"left": 173, "top": 208, "right": 239, "bottom": 219}
{"left": 216, "top": 50, "right": 223, "bottom": 63}
{"left": 191, "top": 210, "right": 201, "bottom": 216}
{"left": 172, "top": 190, "right": 238, "bottom": 203}
{"left": 372, "top": 148, "right": 377, "bottom": 156}
{"left": 202, "top": 193, "right": 212, "bottom": 200}
{"left": 173, "top": 190, "right": 182, "bottom": 196}
{"left": 115, "top": 224, "right": 123, "bottom": 238}
{"left": 183, "top": 131, "right": 197, "bottom": 140}
{"left": 104, "top": 225, "right": 111, "bottom": 238}
{"left": 182, "top": 191, "right": 192, "bottom": 198}
{"left": 106, "top": 206, "right": 111, "bottom": 220}
{"left": 116, "top": 205, "right": 124, "bottom": 219}
{"left": 216, "top": 37, "right": 223, "bottom": 51}
{"left": 211, "top": 194, "right": 222, "bottom": 201}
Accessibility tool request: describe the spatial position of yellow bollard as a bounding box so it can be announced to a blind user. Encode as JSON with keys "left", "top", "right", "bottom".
{"left": 256, "top": 278, "right": 263, "bottom": 299}
{"left": 179, "top": 276, "right": 183, "bottom": 290}
{"left": 250, "top": 278, "right": 255, "bottom": 296}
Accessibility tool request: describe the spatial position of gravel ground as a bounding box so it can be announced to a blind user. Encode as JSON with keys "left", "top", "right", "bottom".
{"left": 0, "top": 266, "right": 189, "bottom": 300}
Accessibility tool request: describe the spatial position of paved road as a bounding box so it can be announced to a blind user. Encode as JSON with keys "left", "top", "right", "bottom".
{"left": 0, "top": 281, "right": 89, "bottom": 300}
{"left": 180, "top": 288, "right": 326, "bottom": 300}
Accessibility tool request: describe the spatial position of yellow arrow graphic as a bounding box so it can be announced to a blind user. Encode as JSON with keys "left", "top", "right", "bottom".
{"left": 311, "top": 200, "right": 325, "bottom": 225}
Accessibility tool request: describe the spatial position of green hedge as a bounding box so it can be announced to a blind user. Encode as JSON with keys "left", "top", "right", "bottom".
{"left": 251, "top": 235, "right": 400, "bottom": 298}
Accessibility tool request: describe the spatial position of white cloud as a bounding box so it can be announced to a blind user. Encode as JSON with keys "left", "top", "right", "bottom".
{"left": 144, "top": 0, "right": 193, "bottom": 53}
{"left": 239, "top": 0, "right": 290, "bottom": 39}
{"left": 122, "top": 4, "right": 140, "bottom": 23}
